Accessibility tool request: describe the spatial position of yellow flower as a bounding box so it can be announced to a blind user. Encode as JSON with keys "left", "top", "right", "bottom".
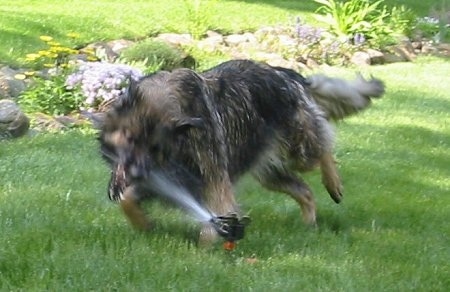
{"left": 66, "top": 32, "right": 80, "bottom": 38}
{"left": 81, "top": 47, "right": 95, "bottom": 54}
{"left": 39, "top": 35, "right": 53, "bottom": 42}
{"left": 38, "top": 50, "right": 50, "bottom": 56}
{"left": 25, "top": 53, "right": 40, "bottom": 61}
{"left": 24, "top": 71, "right": 36, "bottom": 76}
{"left": 43, "top": 63, "right": 55, "bottom": 68}
{"left": 49, "top": 46, "right": 61, "bottom": 52}
{"left": 87, "top": 55, "right": 98, "bottom": 61}
{"left": 14, "top": 74, "right": 27, "bottom": 80}
{"left": 47, "top": 41, "right": 61, "bottom": 47}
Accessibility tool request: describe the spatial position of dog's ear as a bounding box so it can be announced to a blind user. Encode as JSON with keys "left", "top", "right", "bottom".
{"left": 174, "top": 117, "right": 204, "bottom": 134}
{"left": 116, "top": 77, "right": 139, "bottom": 110}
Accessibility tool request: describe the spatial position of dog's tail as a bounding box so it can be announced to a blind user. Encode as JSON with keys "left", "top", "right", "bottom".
{"left": 306, "top": 73, "right": 385, "bottom": 121}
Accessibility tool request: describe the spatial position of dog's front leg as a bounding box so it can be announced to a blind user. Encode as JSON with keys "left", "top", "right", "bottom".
{"left": 198, "top": 177, "right": 239, "bottom": 247}
{"left": 120, "top": 185, "right": 152, "bottom": 231}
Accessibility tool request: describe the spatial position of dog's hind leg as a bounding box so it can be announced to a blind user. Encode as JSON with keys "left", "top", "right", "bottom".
{"left": 120, "top": 185, "right": 153, "bottom": 231}
{"left": 320, "top": 152, "right": 343, "bottom": 204}
{"left": 256, "top": 169, "right": 317, "bottom": 225}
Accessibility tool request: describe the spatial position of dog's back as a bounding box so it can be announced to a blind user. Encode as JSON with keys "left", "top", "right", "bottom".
{"left": 199, "top": 60, "right": 324, "bottom": 178}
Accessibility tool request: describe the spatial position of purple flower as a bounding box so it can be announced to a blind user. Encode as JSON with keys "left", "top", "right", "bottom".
{"left": 295, "top": 22, "right": 323, "bottom": 44}
{"left": 353, "top": 33, "right": 366, "bottom": 46}
{"left": 66, "top": 62, "right": 143, "bottom": 110}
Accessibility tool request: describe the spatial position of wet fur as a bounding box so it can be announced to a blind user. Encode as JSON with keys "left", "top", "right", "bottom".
{"left": 98, "top": 59, "right": 384, "bottom": 244}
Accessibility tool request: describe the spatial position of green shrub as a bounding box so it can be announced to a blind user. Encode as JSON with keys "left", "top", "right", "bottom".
{"left": 388, "top": 5, "right": 416, "bottom": 39}
{"left": 314, "top": 0, "right": 415, "bottom": 48}
{"left": 121, "top": 39, "right": 191, "bottom": 72}
{"left": 19, "top": 75, "right": 84, "bottom": 115}
{"left": 184, "top": 0, "right": 217, "bottom": 39}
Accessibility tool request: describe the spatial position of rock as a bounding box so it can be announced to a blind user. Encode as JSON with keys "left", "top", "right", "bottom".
{"left": 197, "top": 35, "right": 224, "bottom": 52}
{"left": 252, "top": 52, "right": 303, "bottom": 71}
{"left": 106, "top": 39, "right": 135, "bottom": 55}
{"left": 155, "top": 33, "right": 194, "bottom": 47}
{"left": 421, "top": 43, "right": 438, "bottom": 55}
{"left": 350, "top": 51, "right": 371, "bottom": 66}
{"left": 383, "top": 53, "right": 406, "bottom": 63}
{"left": 0, "top": 66, "right": 28, "bottom": 99}
{"left": 387, "top": 40, "right": 416, "bottom": 62}
{"left": 278, "top": 34, "right": 296, "bottom": 47}
{"left": 82, "top": 41, "right": 122, "bottom": 62}
{"left": 31, "top": 113, "right": 67, "bottom": 132}
{"left": 385, "top": 41, "right": 416, "bottom": 63}
{"left": 411, "top": 41, "right": 422, "bottom": 50}
{"left": 224, "top": 34, "right": 250, "bottom": 46}
{"left": 242, "top": 32, "right": 258, "bottom": 44}
{"left": 366, "top": 49, "right": 385, "bottom": 65}
{"left": 305, "top": 58, "right": 319, "bottom": 69}
{"left": 254, "top": 26, "right": 286, "bottom": 39}
{"left": 206, "top": 30, "right": 222, "bottom": 38}
{"left": 0, "top": 99, "right": 29, "bottom": 139}
{"left": 436, "top": 43, "right": 450, "bottom": 57}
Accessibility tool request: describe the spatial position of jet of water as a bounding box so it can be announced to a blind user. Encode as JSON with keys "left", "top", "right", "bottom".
{"left": 146, "top": 172, "right": 214, "bottom": 222}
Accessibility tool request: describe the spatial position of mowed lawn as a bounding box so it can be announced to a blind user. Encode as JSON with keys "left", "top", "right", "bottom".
{"left": 1, "top": 0, "right": 450, "bottom": 291}
{"left": 0, "top": 0, "right": 446, "bottom": 65}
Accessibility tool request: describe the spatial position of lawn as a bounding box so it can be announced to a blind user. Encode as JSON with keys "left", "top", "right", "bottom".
{"left": 0, "top": 0, "right": 446, "bottom": 66}
{"left": 1, "top": 0, "right": 450, "bottom": 291}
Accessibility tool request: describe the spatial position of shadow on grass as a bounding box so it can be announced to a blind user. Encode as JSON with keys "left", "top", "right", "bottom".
{"left": 229, "top": 0, "right": 319, "bottom": 13}
{"left": 231, "top": 0, "right": 442, "bottom": 16}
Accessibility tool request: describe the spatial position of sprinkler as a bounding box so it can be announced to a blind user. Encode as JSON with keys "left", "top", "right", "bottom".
{"left": 210, "top": 213, "right": 251, "bottom": 251}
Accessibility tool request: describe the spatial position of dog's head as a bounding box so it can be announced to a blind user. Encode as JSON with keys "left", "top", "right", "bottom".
{"left": 98, "top": 69, "right": 205, "bottom": 201}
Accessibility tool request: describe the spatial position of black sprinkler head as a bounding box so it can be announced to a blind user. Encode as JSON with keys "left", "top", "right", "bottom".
{"left": 210, "top": 213, "right": 251, "bottom": 250}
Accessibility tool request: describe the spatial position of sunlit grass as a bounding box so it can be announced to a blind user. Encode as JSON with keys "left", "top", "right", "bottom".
{"left": 0, "top": 0, "right": 445, "bottom": 65}
{"left": 1, "top": 56, "right": 449, "bottom": 290}
{"left": 1, "top": 0, "right": 449, "bottom": 289}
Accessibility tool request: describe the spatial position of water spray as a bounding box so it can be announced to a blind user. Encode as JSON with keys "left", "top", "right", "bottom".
{"left": 146, "top": 172, "right": 250, "bottom": 250}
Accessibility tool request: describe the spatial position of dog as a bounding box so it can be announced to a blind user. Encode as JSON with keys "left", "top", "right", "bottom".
{"left": 98, "top": 59, "right": 384, "bottom": 244}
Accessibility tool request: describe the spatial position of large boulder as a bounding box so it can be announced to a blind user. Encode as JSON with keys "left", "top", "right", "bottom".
{"left": 0, "top": 99, "right": 30, "bottom": 139}
{"left": 0, "top": 66, "right": 28, "bottom": 99}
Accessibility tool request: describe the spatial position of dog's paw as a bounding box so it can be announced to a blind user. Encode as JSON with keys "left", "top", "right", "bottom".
{"left": 327, "top": 184, "right": 343, "bottom": 204}
{"left": 198, "top": 224, "right": 220, "bottom": 248}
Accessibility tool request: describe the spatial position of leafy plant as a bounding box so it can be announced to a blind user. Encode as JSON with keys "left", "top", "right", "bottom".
{"left": 17, "top": 34, "right": 98, "bottom": 116}
{"left": 19, "top": 75, "right": 85, "bottom": 115}
{"left": 414, "top": 15, "right": 450, "bottom": 43}
{"left": 184, "top": 0, "right": 216, "bottom": 39}
{"left": 388, "top": 5, "right": 416, "bottom": 38}
{"left": 314, "top": 0, "right": 383, "bottom": 39}
{"left": 121, "top": 39, "right": 191, "bottom": 72}
{"left": 313, "top": 0, "right": 412, "bottom": 48}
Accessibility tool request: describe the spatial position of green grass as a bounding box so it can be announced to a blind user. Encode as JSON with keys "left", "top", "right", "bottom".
{"left": 1, "top": 0, "right": 450, "bottom": 290}
{"left": 0, "top": 0, "right": 446, "bottom": 66}
{"left": 1, "top": 57, "right": 449, "bottom": 290}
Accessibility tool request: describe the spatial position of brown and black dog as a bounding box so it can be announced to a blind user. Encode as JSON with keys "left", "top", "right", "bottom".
{"left": 98, "top": 59, "right": 384, "bottom": 244}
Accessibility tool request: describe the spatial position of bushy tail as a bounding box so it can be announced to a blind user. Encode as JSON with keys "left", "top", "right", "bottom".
{"left": 306, "top": 73, "right": 385, "bottom": 121}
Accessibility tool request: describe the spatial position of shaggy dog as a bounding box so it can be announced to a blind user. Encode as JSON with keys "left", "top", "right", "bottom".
{"left": 98, "top": 59, "right": 384, "bottom": 244}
